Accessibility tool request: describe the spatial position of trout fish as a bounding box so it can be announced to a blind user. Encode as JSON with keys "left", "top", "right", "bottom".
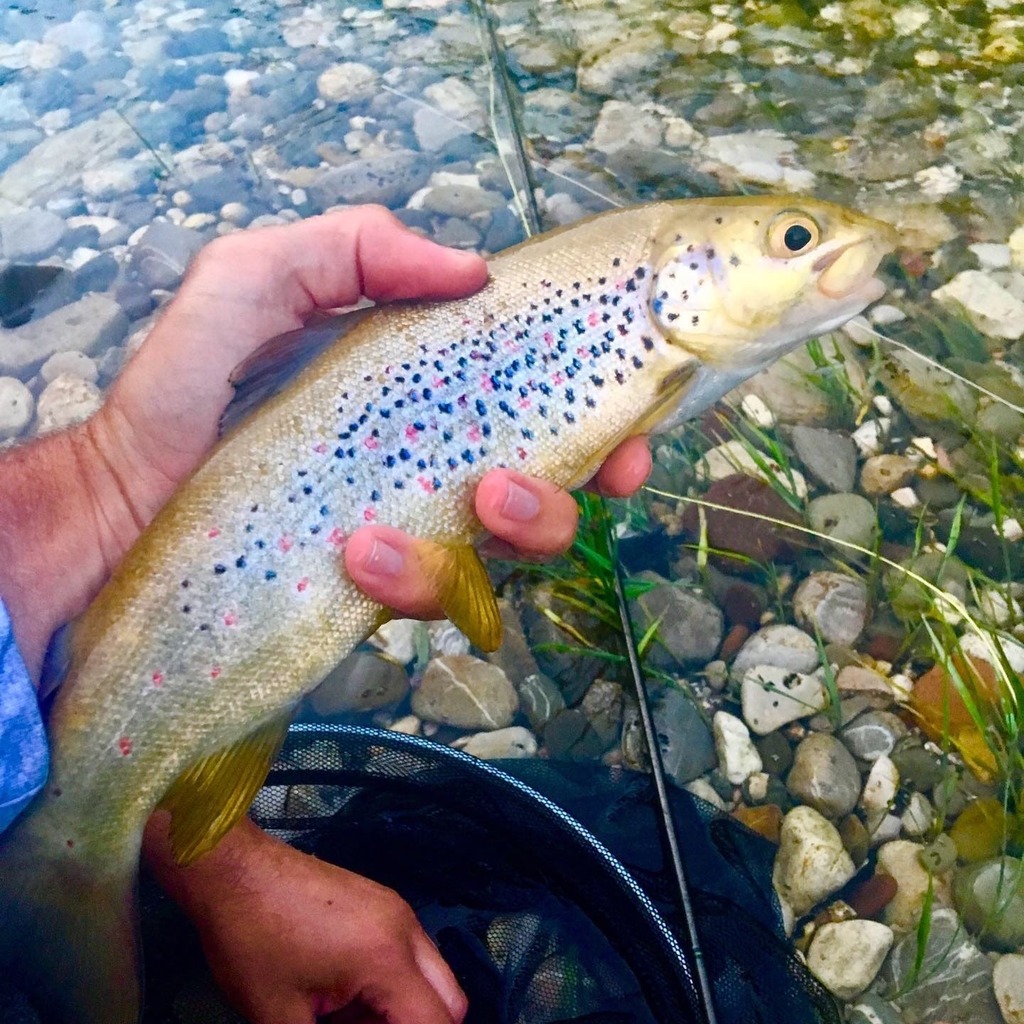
{"left": 0, "top": 196, "right": 898, "bottom": 1023}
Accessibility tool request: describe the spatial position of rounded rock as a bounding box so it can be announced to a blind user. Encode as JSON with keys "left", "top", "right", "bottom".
{"left": 317, "top": 63, "right": 380, "bottom": 104}
{"left": 772, "top": 805, "right": 856, "bottom": 917}
{"left": 731, "top": 623, "right": 819, "bottom": 678}
{"left": 860, "top": 454, "right": 917, "bottom": 496}
{"left": 35, "top": 374, "right": 102, "bottom": 434}
{"left": 713, "top": 710, "right": 762, "bottom": 785}
{"left": 741, "top": 665, "right": 827, "bottom": 736}
{"left": 994, "top": 953, "right": 1024, "bottom": 1024}
{"left": 0, "top": 377, "right": 34, "bottom": 439}
{"left": 793, "top": 572, "right": 869, "bottom": 646}
{"left": 953, "top": 856, "right": 1024, "bottom": 951}
{"left": 787, "top": 733, "right": 862, "bottom": 819}
{"left": 40, "top": 350, "right": 99, "bottom": 384}
{"left": 878, "top": 839, "right": 952, "bottom": 934}
{"left": 806, "top": 920, "right": 894, "bottom": 1000}
{"left": 807, "top": 492, "right": 877, "bottom": 556}
{"left": 452, "top": 726, "right": 538, "bottom": 760}
{"left": 413, "top": 655, "right": 518, "bottom": 730}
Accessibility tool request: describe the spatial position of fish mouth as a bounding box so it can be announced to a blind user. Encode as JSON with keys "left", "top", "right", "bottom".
{"left": 814, "top": 235, "right": 894, "bottom": 302}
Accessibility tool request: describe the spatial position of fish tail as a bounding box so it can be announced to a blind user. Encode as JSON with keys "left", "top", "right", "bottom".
{"left": 0, "top": 812, "right": 141, "bottom": 1024}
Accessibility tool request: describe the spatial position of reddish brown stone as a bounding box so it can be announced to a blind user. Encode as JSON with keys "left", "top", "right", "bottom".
{"left": 846, "top": 871, "right": 899, "bottom": 919}
{"left": 719, "top": 623, "right": 751, "bottom": 663}
{"left": 732, "top": 803, "right": 783, "bottom": 844}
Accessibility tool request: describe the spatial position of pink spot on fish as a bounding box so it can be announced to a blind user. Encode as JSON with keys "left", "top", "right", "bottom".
{"left": 518, "top": 397, "right": 531, "bottom": 410}
{"left": 278, "top": 535, "right": 294, "bottom": 553}
{"left": 481, "top": 375, "right": 494, "bottom": 392}
{"left": 467, "top": 424, "right": 482, "bottom": 442}
{"left": 418, "top": 476, "right": 437, "bottom": 493}
{"left": 223, "top": 611, "right": 238, "bottom": 627}
{"left": 297, "top": 577, "right": 309, "bottom": 593}
{"left": 552, "top": 372, "right": 565, "bottom": 386}
{"left": 313, "top": 442, "right": 328, "bottom": 455}
{"left": 151, "top": 671, "right": 164, "bottom": 688}
{"left": 207, "top": 527, "right": 221, "bottom": 539}
{"left": 543, "top": 332, "right": 554, "bottom": 346}
{"left": 363, "top": 436, "right": 379, "bottom": 450}
{"left": 433, "top": 376, "right": 445, "bottom": 387}
{"left": 587, "top": 311, "right": 600, "bottom": 327}
{"left": 517, "top": 447, "right": 528, "bottom": 460}
{"left": 363, "top": 508, "right": 376, "bottom": 522}
{"left": 210, "top": 666, "right": 222, "bottom": 680}
{"left": 327, "top": 527, "right": 347, "bottom": 549}
{"left": 118, "top": 737, "right": 133, "bottom": 757}
{"left": 405, "top": 424, "right": 419, "bottom": 440}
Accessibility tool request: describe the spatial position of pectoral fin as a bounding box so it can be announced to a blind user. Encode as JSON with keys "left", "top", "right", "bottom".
{"left": 412, "top": 541, "right": 502, "bottom": 652}
{"left": 158, "top": 711, "right": 293, "bottom": 866}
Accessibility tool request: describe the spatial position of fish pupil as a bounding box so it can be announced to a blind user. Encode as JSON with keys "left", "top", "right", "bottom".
{"left": 784, "top": 224, "right": 812, "bottom": 251}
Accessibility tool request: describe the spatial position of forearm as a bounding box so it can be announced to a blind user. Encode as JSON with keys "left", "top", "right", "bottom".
{"left": 0, "top": 409, "right": 156, "bottom": 681}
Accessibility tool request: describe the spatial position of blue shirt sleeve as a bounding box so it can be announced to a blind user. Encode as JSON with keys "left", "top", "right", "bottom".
{"left": 0, "top": 600, "right": 48, "bottom": 833}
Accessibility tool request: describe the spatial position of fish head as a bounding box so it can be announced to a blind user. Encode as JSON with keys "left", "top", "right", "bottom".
{"left": 648, "top": 196, "right": 899, "bottom": 373}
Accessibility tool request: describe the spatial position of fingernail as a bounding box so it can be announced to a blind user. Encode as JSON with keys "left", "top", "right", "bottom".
{"left": 363, "top": 539, "right": 404, "bottom": 576}
{"left": 502, "top": 480, "right": 540, "bottom": 522}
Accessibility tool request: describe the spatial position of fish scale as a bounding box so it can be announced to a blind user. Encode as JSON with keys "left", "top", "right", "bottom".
{"left": 0, "top": 196, "right": 899, "bottom": 1024}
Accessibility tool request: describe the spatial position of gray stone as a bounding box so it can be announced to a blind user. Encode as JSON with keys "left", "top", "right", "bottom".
{"left": 40, "top": 351, "right": 98, "bottom": 385}
{"left": 368, "top": 618, "right": 424, "bottom": 666}
{"left": 731, "top": 623, "right": 819, "bottom": 679}
{"left": 543, "top": 708, "right": 610, "bottom": 762}
{"left": 590, "top": 100, "right": 662, "bottom": 155}
{"left": 129, "top": 221, "right": 205, "bottom": 291}
{"left": 755, "top": 730, "right": 793, "bottom": 776}
{"left": 793, "top": 572, "right": 869, "bottom": 646}
{"left": 772, "top": 805, "right": 856, "bottom": 917}
{"left": 807, "top": 492, "right": 878, "bottom": 557}
{"left": 891, "top": 743, "right": 947, "bottom": 792}
{"left": 861, "top": 454, "right": 917, "bottom": 497}
{"left": 308, "top": 650, "right": 409, "bottom": 716}
{"left": 0, "top": 208, "right": 65, "bottom": 261}
{"left": 790, "top": 425, "right": 857, "bottom": 493}
{"left": 878, "top": 347, "right": 978, "bottom": 432}
{"left": 845, "top": 993, "right": 904, "bottom": 1024}
{"left": 0, "top": 293, "right": 128, "bottom": 376}
{"left": 786, "top": 733, "right": 861, "bottom": 819}
{"left": 578, "top": 30, "right": 667, "bottom": 97}
{"left": 431, "top": 217, "right": 481, "bottom": 250}
{"left": 34, "top": 374, "right": 102, "bottom": 434}
{"left": 882, "top": 907, "right": 1002, "bottom": 1024}
{"left": 631, "top": 572, "right": 724, "bottom": 669}
{"left": 452, "top": 726, "right": 537, "bottom": 760}
{"left": 954, "top": 857, "right": 1024, "bottom": 951}
{"left": 0, "top": 109, "right": 138, "bottom": 206}
{"left": 317, "top": 62, "right": 379, "bottom": 104}
{"left": 841, "top": 710, "right": 908, "bottom": 762}
{"left": 412, "top": 655, "right": 518, "bottom": 730}
{"left": 307, "top": 151, "right": 431, "bottom": 209}
{"left": 421, "top": 185, "right": 506, "bottom": 218}
{"left": 517, "top": 673, "right": 565, "bottom": 731}
{"left": 580, "top": 678, "right": 623, "bottom": 748}
{"left": 81, "top": 159, "right": 154, "bottom": 202}
{"left": 653, "top": 686, "right": 716, "bottom": 785}
{"left": 485, "top": 599, "right": 541, "bottom": 686}
{"left": 0, "top": 376, "right": 33, "bottom": 439}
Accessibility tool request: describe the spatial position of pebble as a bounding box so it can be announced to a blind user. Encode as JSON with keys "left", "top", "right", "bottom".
{"left": 772, "top": 805, "right": 856, "bottom": 917}
{"left": 317, "top": 62, "right": 379, "bottom": 104}
{"left": 933, "top": 270, "right": 1024, "bottom": 340}
{"left": 580, "top": 678, "right": 623, "bottom": 749}
{"left": 451, "top": 726, "right": 538, "bottom": 760}
{"left": 0, "top": 207, "right": 65, "bottom": 260}
{"left": 631, "top": 572, "right": 723, "bottom": 668}
{"left": 39, "top": 350, "right": 99, "bottom": 385}
{"left": 786, "top": 733, "right": 861, "bottom": 819}
{"left": 516, "top": 673, "right": 565, "bottom": 732}
{"left": 847, "top": 870, "right": 899, "bottom": 917}
{"left": 994, "top": 954, "right": 1024, "bottom": 1024}
{"left": 412, "top": 655, "right": 518, "bottom": 730}
{"left": 901, "top": 791, "right": 934, "bottom": 838}
{"left": 878, "top": 347, "right": 978, "bottom": 433}
{"left": 807, "top": 492, "right": 878, "bottom": 557}
{"left": 860, "top": 454, "right": 917, "bottom": 496}
{"left": 129, "top": 221, "right": 205, "bottom": 291}
{"left": 790, "top": 425, "right": 858, "bottom": 493}
{"left": 841, "top": 710, "right": 907, "bottom": 762}
{"left": 845, "top": 994, "right": 903, "bottom": 1024}
{"left": 954, "top": 856, "right": 1024, "bottom": 951}
{"left": 307, "top": 151, "right": 431, "bottom": 209}
{"left": 368, "top": 618, "right": 422, "bottom": 666}
{"left": 653, "top": 685, "right": 716, "bottom": 785}
{"left": 806, "top": 919, "right": 894, "bottom": 1000}
{"left": 731, "top": 623, "right": 819, "bottom": 678}
{"left": 741, "top": 665, "right": 827, "bottom": 736}
{"left": 0, "top": 376, "right": 33, "bottom": 439}
{"left": 590, "top": 100, "right": 662, "bottom": 155}
{"left": 859, "top": 754, "right": 899, "bottom": 816}
{"left": 307, "top": 650, "right": 409, "bottom": 716}
{"left": 712, "top": 710, "right": 762, "bottom": 785}
{"left": 877, "top": 839, "right": 951, "bottom": 934}
{"left": 793, "top": 572, "right": 869, "bottom": 647}
{"left": 883, "top": 907, "right": 1002, "bottom": 1024}
{"left": 34, "top": 373, "right": 102, "bottom": 434}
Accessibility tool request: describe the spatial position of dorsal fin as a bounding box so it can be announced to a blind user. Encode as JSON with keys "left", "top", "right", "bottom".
{"left": 219, "top": 307, "right": 374, "bottom": 436}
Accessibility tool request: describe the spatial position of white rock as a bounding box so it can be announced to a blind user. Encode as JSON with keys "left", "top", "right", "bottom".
{"left": 746, "top": 772, "right": 769, "bottom": 802}
{"left": 914, "top": 164, "right": 963, "bottom": 199}
{"left": 452, "top": 726, "right": 537, "bottom": 760}
{"left": 388, "top": 714, "right": 421, "bottom": 735}
{"left": 901, "top": 791, "right": 934, "bottom": 838}
{"left": 732, "top": 624, "right": 819, "bottom": 678}
{"left": 806, "top": 920, "right": 894, "bottom": 1000}
{"left": 712, "top": 710, "right": 762, "bottom": 784}
{"left": 871, "top": 814, "right": 904, "bottom": 846}
{"left": 877, "top": 839, "right": 951, "bottom": 933}
{"left": 772, "top": 806, "right": 856, "bottom": 917}
{"left": 317, "top": 62, "right": 380, "bottom": 104}
{"left": 740, "top": 393, "right": 775, "bottom": 428}
{"left": 994, "top": 953, "right": 1024, "bottom": 1024}
{"left": 1011, "top": 225, "right": 1024, "bottom": 272}
{"left": 0, "top": 377, "right": 34, "bottom": 439}
{"left": 933, "top": 270, "right": 1024, "bottom": 340}
{"left": 842, "top": 315, "right": 875, "bottom": 346}
{"left": 970, "top": 242, "right": 1013, "bottom": 271}
{"left": 860, "top": 755, "right": 899, "bottom": 815}
{"left": 890, "top": 486, "right": 920, "bottom": 509}
{"left": 960, "top": 631, "right": 1024, "bottom": 675}
{"left": 684, "top": 778, "right": 728, "bottom": 810}
{"left": 224, "top": 68, "right": 260, "bottom": 97}
{"left": 40, "top": 351, "right": 98, "bottom": 384}
{"left": 741, "top": 665, "right": 827, "bottom": 735}
{"left": 700, "top": 130, "right": 815, "bottom": 191}
{"left": 851, "top": 418, "right": 889, "bottom": 457}
{"left": 34, "top": 373, "right": 102, "bottom": 434}
{"left": 870, "top": 303, "right": 907, "bottom": 326}
{"left": 590, "top": 100, "right": 662, "bottom": 155}
{"left": 696, "top": 439, "right": 807, "bottom": 497}
{"left": 369, "top": 618, "right": 422, "bottom": 664}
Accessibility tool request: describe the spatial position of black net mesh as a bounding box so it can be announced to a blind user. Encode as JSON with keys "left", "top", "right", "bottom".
{"left": 0, "top": 724, "right": 841, "bottom": 1024}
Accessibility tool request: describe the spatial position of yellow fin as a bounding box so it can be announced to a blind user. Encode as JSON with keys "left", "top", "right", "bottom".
{"left": 159, "top": 712, "right": 292, "bottom": 867}
{"left": 413, "top": 541, "right": 502, "bottom": 652}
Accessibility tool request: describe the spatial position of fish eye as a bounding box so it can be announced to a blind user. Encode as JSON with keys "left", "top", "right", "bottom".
{"left": 767, "top": 214, "right": 820, "bottom": 258}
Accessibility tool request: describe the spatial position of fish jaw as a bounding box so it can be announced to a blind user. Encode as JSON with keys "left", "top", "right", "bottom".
{"left": 644, "top": 195, "right": 899, "bottom": 375}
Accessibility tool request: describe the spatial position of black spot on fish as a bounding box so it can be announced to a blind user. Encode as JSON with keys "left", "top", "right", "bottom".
{"left": 730, "top": 255, "right": 741, "bottom": 267}
{"left": 213, "top": 564, "right": 227, "bottom": 575}
{"left": 265, "top": 571, "right": 276, "bottom": 580}
{"left": 235, "top": 556, "right": 247, "bottom": 569}
{"left": 692, "top": 315, "right": 700, "bottom": 326}
{"left": 181, "top": 580, "right": 190, "bottom": 588}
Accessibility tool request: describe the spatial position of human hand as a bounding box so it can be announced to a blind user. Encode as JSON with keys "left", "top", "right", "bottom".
{"left": 145, "top": 814, "right": 466, "bottom": 1024}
